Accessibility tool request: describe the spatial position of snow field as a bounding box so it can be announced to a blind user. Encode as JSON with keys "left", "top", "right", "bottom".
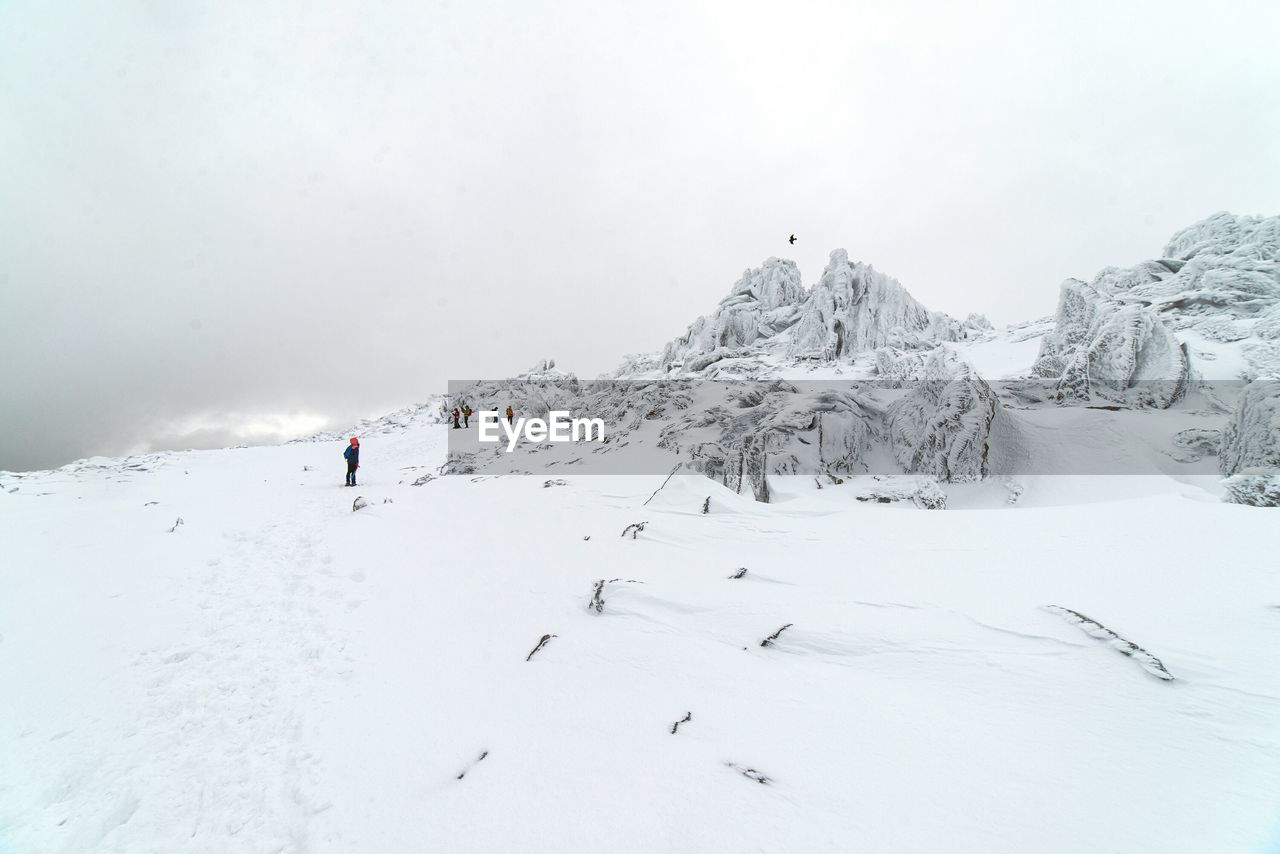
{"left": 3, "top": 427, "right": 1279, "bottom": 852}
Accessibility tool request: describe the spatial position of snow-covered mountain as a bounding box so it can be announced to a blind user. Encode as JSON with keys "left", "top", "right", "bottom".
{"left": 440, "top": 212, "right": 1278, "bottom": 504}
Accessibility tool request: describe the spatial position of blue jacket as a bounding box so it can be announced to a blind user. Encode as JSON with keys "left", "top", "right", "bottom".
{"left": 344, "top": 445, "right": 359, "bottom": 464}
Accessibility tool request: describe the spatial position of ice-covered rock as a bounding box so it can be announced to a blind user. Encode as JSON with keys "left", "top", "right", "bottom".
{"left": 1219, "top": 380, "right": 1280, "bottom": 476}
{"left": 887, "top": 349, "right": 1005, "bottom": 482}
{"left": 661, "top": 258, "right": 806, "bottom": 367}
{"left": 965, "top": 313, "right": 993, "bottom": 331}
{"left": 1033, "top": 213, "right": 1279, "bottom": 382}
{"left": 1034, "top": 279, "right": 1189, "bottom": 408}
{"left": 788, "top": 251, "right": 936, "bottom": 359}
{"left": 1162, "top": 211, "right": 1280, "bottom": 262}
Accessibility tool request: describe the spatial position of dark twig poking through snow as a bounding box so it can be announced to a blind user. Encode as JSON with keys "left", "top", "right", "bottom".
{"left": 725, "top": 761, "right": 771, "bottom": 784}
{"left": 167, "top": 517, "right": 184, "bottom": 533}
{"left": 352, "top": 496, "right": 369, "bottom": 512}
{"left": 1046, "top": 605, "right": 1174, "bottom": 681}
{"left": 702, "top": 496, "right": 711, "bottom": 514}
{"left": 620, "top": 521, "right": 647, "bottom": 539}
{"left": 760, "top": 623, "right": 793, "bottom": 647}
{"left": 729, "top": 567, "right": 748, "bottom": 580}
{"left": 670, "top": 712, "right": 692, "bottom": 734}
{"left": 642, "top": 464, "right": 682, "bottom": 506}
{"left": 455, "top": 750, "right": 489, "bottom": 780}
{"left": 526, "top": 634, "right": 556, "bottom": 661}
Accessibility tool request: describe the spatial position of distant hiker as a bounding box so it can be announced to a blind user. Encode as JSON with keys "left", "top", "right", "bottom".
{"left": 343, "top": 437, "right": 360, "bottom": 487}
{"left": 505, "top": 405, "right": 514, "bottom": 425}
{"left": 462, "top": 405, "right": 472, "bottom": 428}
{"left": 451, "top": 407, "right": 461, "bottom": 429}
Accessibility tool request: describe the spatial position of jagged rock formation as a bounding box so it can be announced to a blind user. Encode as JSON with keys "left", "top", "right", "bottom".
{"left": 661, "top": 258, "right": 806, "bottom": 368}
{"left": 788, "top": 251, "right": 937, "bottom": 358}
{"left": 1036, "top": 212, "right": 1280, "bottom": 381}
{"left": 661, "top": 250, "right": 977, "bottom": 371}
{"left": 1033, "top": 279, "right": 1190, "bottom": 408}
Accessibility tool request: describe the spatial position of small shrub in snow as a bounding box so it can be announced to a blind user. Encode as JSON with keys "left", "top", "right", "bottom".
{"left": 729, "top": 567, "right": 748, "bottom": 580}
{"left": 352, "top": 496, "right": 369, "bottom": 512}
{"left": 913, "top": 478, "right": 947, "bottom": 510}
{"left": 701, "top": 496, "right": 711, "bottom": 514}
{"left": 620, "top": 521, "right": 647, "bottom": 539}
{"left": 1222, "top": 474, "right": 1280, "bottom": 507}
{"left": 589, "top": 580, "right": 607, "bottom": 613}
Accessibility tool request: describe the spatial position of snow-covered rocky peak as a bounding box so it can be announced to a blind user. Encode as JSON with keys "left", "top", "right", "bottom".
{"left": 660, "top": 250, "right": 972, "bottom": 374}
{"left": 1162, "top": 211, "right": 1280, "bottom": 262}
{"left": 660, "top": 258, "right": 806, "bottom": 368}
{"left": 788, "top": 250, "right": 937, "bottom": 358}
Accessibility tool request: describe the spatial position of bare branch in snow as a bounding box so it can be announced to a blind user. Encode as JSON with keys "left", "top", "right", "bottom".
{"left": 455, "top": 750, "right": 489, "bottom": 780}
{"left": 1046, "top": 605, "right": 1174, "bottom": 680}
{"left": 525, "top": 634, "right": 557, "bottom": 662}
{"left": 642, "top": 464, "right": 682, "bottom": 506}
{"left": 760, "top": 623, "right": 793, "bottom": 647}
{"left": 725, "top": 761, "right": 771, "bottom": 784}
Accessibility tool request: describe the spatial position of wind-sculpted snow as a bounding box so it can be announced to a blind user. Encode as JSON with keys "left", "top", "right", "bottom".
{"left": 886, "top": 350, "right": 1005, "bottom": 482}
{"left": 1219, "top": 380, "right": 1280, "bottom": 477}
{"left": 1034, "top": 280, "right": 1189, "bottom": 408}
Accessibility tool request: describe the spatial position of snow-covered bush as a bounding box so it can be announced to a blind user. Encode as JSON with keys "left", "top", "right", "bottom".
{"left": 1219, "top": 381, "right": 1280, "bottom": 476}
{"left": 1222, "top": 474, "right": 1280, "bottom": 507}
{"left": 912, "top": 478, "right": 947, "bottom": 509}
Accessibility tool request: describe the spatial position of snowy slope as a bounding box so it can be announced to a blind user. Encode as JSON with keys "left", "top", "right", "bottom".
{"left": 3, "top": 430, "right": 1280, "bottom": 853}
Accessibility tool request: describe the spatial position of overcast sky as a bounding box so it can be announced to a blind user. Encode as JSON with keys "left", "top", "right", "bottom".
{"left": 2, "top": 0, "right": 1278, "bottom": 471}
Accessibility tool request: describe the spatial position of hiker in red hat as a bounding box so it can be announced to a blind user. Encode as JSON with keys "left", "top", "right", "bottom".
{"left": 343, "top": 437, "right": 360, "bottom": 487}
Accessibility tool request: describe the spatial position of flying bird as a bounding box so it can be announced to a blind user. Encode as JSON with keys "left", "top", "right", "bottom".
{"left": 788, "top": 234, "right": 797, "bottom": 245}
